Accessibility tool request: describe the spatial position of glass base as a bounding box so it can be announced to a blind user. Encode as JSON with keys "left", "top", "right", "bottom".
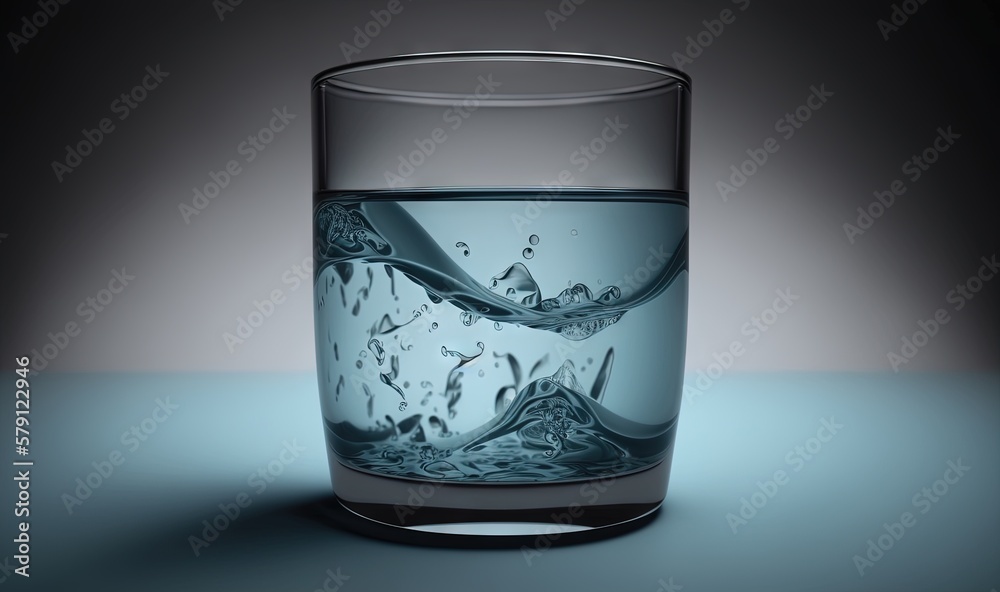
{"left": 326, "top": 452, "right": 672, "bottom": 546}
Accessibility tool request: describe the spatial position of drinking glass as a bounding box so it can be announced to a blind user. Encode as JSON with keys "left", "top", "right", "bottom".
{"left": 312, "top": 51, "right": 690, "bottom": 542}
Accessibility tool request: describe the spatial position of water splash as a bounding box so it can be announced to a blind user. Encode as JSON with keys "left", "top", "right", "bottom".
{"left": 549, "top": 360, "right": 585, "bottom": 396}
{"left": 314, "top": 201, "right": 686, "bottom": 341}
{"left": 489, "top": 263, "right": 540, "bottom": 306}
{"left": 380, "top": 372, "right": 406, "bottom": 402}
{"left": 555, "top": 314, "right": 622, "bottom": 340}
{"left": 315, "top": 202, "right": 390, "bottom": 257}
{"left": 316, "top": 195, "right": 686, "bottom": 481}
{"left": 332, "top": 261, "right": 353, "bottom": 285}
{"left": 443, "top": 370, "right": 461, "bottom": 420}
{"left": 529, "top": 355, "right": 549, "bottom": 378}
{"left": 370, "top": 313, "right": 416, "bottom": 337}
{"left": 428, "top": 415, "right": 451, "bottom": 437}
{"left": 335, "top": 375, "right": 345, "bottom": 399}
{"left": 441, "top": 342, "right": 485, "bottom": 366}
{"left": 540, "top": 283, "right": 620, "bottom": 311}
{"left": 329, "top": 361, "right": 677, "bottom": 481}
{"left": 367, "top": 338, "right": 385, "bottom": 365}
{"left": 439, "top": 342, "right": 484, "bottom": 419}
{"left": 361, "top": 383, "right": 374, "bottom": 418}
{"left": 385, "top": 265, "right": 395, "bottom": 296}
{"left": 590, "top": 348, "right": 614, "bottom": 404}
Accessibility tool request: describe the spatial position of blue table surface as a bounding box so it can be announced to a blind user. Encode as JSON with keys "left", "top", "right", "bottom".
{"left": 1, "top": 372, "right": 997, "bottom": 591}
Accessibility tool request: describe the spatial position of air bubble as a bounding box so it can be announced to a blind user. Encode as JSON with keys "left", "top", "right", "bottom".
{"left": 494, "top": 322, "right": 502, "bottom": 331}
{"left": 478, "top": 369, "right": 485, "bottom": 377}
{"left": 455, "top": 241, "right": 470, "bottom": 257}
{"left": 522, "top": 248, "right": 534, "bottom": 259}
{"left": 528, "top": 234, "right": 539, "bottom": 245}
{"left": 570, "top": 229, "right": 578, "bottom": 236}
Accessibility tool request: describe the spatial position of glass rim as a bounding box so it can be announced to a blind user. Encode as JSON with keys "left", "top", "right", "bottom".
{"left": 311, "top": 51, "right": 691, "bottom": 104}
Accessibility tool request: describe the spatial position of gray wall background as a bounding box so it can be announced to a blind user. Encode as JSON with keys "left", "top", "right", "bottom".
{"left": 1, "top": 0, "right": 997, "bottom": 374}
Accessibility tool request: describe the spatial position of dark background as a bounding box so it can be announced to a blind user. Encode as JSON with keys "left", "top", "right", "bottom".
{"left": 1, "top": 0, "right": 998, "bottom": 373}
{"left": 1, "top": 1, "right": 998, "bottom": 591}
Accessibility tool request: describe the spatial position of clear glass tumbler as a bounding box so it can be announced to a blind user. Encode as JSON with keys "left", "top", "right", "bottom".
{"left": 312, "top": 51, "right": 690, "bottom": 542}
